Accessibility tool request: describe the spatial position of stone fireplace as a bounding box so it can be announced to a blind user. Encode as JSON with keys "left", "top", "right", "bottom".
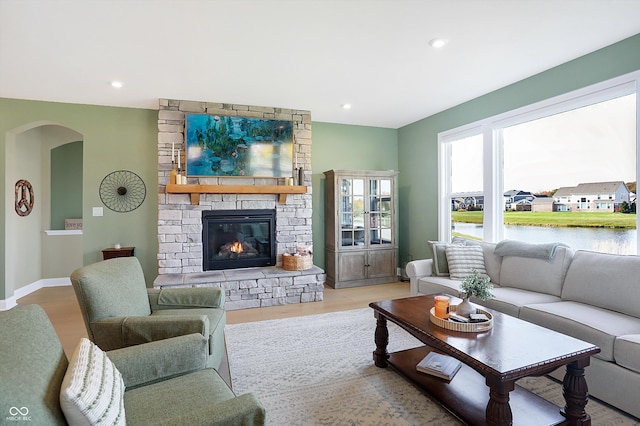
{"left": 153, "top": 99, "right": 324, "bottom": 310}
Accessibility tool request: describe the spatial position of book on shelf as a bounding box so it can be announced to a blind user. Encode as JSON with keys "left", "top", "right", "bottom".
{"left": 416, "top": 351, "right": 462, "bottom": 381}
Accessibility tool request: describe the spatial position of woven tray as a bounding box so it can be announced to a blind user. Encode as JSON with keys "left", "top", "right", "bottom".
{"left": 282, "top": 255, "right": 313, "bottom": 271}
{"left": 429, "top": 305, "right": 493, "bottom": 333}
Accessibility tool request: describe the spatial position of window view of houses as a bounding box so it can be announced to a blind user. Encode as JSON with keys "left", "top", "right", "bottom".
{"left": 453, "top": 181, "right": 636, "bottom": 213}
{"left": 448, "top": 94, "right": 637, "bottom": 254}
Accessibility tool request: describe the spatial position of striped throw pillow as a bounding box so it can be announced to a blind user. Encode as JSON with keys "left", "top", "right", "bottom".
{"left": 445, "top": 245, "right": 488, "bottom": 280}
{"left": 60, "top": 338, "right": 126, "bottom": 425}
{"left": 428, "top": 240, "right": 466, "bottom": 276}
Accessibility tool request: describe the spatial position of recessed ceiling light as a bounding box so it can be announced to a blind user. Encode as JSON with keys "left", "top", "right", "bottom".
{"left": 111, "top": 81, "right": 124, "bottom": 88}
{"left": 429, "top": 38, "right": 448, "bottom": 49}
{"left": 341, "top": 104, "right": 352, "bottom": 110}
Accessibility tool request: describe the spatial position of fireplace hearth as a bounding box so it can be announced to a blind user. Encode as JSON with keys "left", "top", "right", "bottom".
{"left": 202, "top": 209, "right": 276, "bottom": 270}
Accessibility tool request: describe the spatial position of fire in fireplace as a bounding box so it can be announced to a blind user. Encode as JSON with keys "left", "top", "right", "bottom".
{"left": 202, "top": 209, "right": 276, "bottom": 270}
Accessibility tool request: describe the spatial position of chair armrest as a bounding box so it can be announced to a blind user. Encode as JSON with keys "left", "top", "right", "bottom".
{"left": 164, "top": 392, "right": 266, "bottom": 426}
{"left": 107, "top": 334, "right": 209, "bottom": 389}
{"left": 121, "top": 315, "right": 210, "bottom": 346}
{"left": 89, "top": 317, "right": 127, "bottom": 350}
{"left": 148, "top": 287, "right": 225, "bottom": 310}
{"left": 91, "top": 315, "right": 210, "bottom": 350}
{"left": 406, "top": 259, "right": 433, "bottom": 296}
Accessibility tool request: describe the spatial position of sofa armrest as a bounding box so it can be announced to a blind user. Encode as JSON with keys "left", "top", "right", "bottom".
{"left": 167, "top": 392, "right": 266, "bottom": 426}
{"left": 107, "top": 333, "right": 209, "bottom": 389}
{"left": 406, "top": 259, "right": 433, "bottom": 296}
{"left": 91, "top": 315, "right": 210, "bottom": 350}
{"left": 148, "top": 287, "right": 225, "bottom": 310}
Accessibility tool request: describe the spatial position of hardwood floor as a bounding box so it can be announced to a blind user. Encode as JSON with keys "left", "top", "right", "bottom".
{"left": 17, "top": 281, "right": 411, "bottom": 357}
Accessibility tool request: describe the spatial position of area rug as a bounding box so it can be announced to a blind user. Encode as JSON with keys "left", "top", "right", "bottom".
{"left": 226, "top": 308, "right": 639, "bottom": 426}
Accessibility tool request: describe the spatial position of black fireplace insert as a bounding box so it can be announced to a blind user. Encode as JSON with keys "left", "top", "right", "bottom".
{"left": 202, "top": 209, "right": 276, "bottom": 270}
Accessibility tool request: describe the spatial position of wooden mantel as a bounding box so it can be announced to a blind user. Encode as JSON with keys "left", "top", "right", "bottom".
{"left": 166, "top": 184, "right": 307, "bottom": 205}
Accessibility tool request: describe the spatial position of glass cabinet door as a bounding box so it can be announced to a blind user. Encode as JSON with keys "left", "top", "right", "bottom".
{"left": 339, "top": 178, "right": 365, "bottom": 247}
{"left": 369, "top": 178, "right": 392, "bottom": 246}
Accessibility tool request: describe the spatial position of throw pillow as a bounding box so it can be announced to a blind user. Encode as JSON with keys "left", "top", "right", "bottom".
{"left": 428, "top": 240, "right": 466, "bottom": 276}
{"left": 445, "top": 245, "right": 488, "bottom": 280}
{"left": 60, "top": 338, "right": 126, "bottom": 426}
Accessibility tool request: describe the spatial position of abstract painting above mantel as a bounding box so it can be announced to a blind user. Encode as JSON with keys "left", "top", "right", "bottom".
{"left": 185, "top": 113, "right": 294, "bottom": 177}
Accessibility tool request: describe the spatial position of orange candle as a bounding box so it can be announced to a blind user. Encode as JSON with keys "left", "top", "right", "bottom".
{"left": 434, "top": 295, "right": 450, "bottom": 319}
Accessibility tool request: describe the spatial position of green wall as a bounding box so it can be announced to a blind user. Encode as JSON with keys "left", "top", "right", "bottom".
{"left": 397, "top": 33, "right": 640, "bottom": 263}
{"left": 51, "top": 141, "right": 83, "bottom": 229}
{"left": 311, "top": 122, "right": 398, "bottom": 268}
{"left": 0, "top": 99, "right": 158, "bottom": 299}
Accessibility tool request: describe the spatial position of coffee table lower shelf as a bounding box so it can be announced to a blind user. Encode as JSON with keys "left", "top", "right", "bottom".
{"left": 388, "top": 346, "right": 567, "bottom": 426}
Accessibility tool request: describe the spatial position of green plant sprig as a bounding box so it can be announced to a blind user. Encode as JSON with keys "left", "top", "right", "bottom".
{"left": 460, "top": 270, "right": 494, "bottom": 301}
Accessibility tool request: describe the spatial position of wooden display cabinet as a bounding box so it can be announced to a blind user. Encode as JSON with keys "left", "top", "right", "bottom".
{"left": 324, "top": 170, "right": 398, "bottom": 288}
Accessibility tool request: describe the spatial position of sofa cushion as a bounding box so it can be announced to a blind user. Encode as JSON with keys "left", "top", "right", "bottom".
{"left": 454, "top": 237, "right": 501, "bottom": 284}
{"left": 445, "top": 245, "right": 488, "bottom": 280}
{"left": 562, "top": 250, "right": 640, "bottom": 318}
{"left": 428, "top": 240, "right": 464, "bottom": 276}
{"left": 417, "top": 276, "right": 464, "bottom": 297}
{"left": 60, "top": 338, "right": 126, "bottom": 425}
{"left": 615, "top": 335, "right": 640, "bottom": 374}
{"left": 498, "top": 246, "right": 573, "bottom": 297}
{"left": 477, "top": 287, "right": 561, "bottom": 318}
{"left": 123, "top": 369, "right": 237, "bottom": 425}
{"left": 520, "top": 301, "right": 640, "bottom": 362}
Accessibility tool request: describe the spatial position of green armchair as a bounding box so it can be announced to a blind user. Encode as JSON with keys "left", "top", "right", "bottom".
{"left": 0, "top": 304, "right": 265, "bottom": 425}
{"left": 70, "top": 257, "right": 227, "bottom": 372}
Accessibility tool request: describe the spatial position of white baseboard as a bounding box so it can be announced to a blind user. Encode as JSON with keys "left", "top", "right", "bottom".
{"left": 41, "top": 277, "right": 72, "bottom": 288}
{"left": 0, "top": 277, "right": 71, "bottom": 311}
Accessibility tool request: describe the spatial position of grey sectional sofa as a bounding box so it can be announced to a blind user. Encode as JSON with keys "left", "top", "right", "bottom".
{"left": 406, "top": 237, "right": 640, "bottom": 419}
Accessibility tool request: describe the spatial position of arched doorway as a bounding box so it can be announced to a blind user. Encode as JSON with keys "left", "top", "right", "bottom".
{"left": 4, "top": 122, "right": 83, "bottom": 306}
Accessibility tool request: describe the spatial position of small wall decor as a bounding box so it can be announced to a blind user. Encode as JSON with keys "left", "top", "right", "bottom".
{"left": 65, "top": 219, "right": 83, "bottom": 230}
{"left": 15, "top": 179, "right": 34, "bottom": 216}
{"left": 185, "top": 113, "right": 294, "bottom": 177}
{"left": 99, "top": 170, "right": 146, "bottom": 212}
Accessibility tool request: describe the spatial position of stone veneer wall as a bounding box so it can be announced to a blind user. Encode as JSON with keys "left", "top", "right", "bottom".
{"left": 156, "top": 99, "right": 324, "bottom": 309}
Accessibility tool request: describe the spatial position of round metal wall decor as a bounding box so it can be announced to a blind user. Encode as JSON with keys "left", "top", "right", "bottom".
{"left": 15, "top": 179, "right": 34, "bottom": 216}
{"left": 99, "top": 170, "right": 146, "bottom": 212}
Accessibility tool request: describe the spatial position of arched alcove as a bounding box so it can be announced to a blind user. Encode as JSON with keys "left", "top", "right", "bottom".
{"left": 4, "top": 121, "right": 83, "bottom": 303}
{"left": 50, "top": 141, "right": 83, "bottom": 230}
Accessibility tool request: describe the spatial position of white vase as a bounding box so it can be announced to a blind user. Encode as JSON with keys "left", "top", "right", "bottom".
{"left": 456, "top": 297, "right": 476, "bottom": 317}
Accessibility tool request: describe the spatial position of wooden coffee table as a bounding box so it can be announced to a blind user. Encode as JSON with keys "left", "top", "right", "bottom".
{"left": 370, "top": 295, "right": 601, "bottom": 426}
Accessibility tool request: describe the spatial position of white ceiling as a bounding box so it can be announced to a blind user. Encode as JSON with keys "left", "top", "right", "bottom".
{"left": 2, "top": 0, "right": 640, "bottom": 129}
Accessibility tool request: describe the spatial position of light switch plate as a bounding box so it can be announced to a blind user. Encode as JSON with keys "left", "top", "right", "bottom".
{"left": 92, "top": 207, "right": 103, "bottom": 217}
